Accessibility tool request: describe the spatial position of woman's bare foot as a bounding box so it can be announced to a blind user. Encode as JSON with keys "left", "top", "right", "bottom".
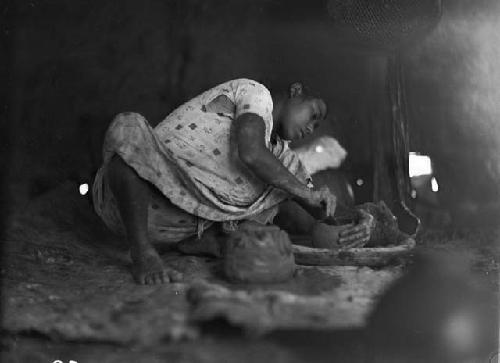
{"left": 130, "top": 245, "right": 183, "bottom": 285}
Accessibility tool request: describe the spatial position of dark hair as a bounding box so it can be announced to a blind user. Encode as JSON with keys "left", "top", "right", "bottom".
{"left": 264, "top": 79, "right": 328, "bottom": 119}
{"left": 299, "top": 84, "right": 328, "bottom": 120}
{"left": 263, "top": 79, "right": 319, "bottom": 98}
{"left": 300, "top": 84, "right": 316, "bottom": 99}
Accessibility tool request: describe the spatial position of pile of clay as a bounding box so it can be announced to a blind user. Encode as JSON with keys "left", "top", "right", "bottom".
{"left": 223, "top": 222, "right": 296, "bottom": 283}
{"left": 360, "top": 201, "right": 413, "bottom": 247}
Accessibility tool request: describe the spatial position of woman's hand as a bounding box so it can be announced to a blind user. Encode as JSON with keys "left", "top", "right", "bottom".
{"left": 338, "top": 209, "right": 374, "bottom": 249}
{"left": 296, "top": 186, "right": 337, "bottom": 220}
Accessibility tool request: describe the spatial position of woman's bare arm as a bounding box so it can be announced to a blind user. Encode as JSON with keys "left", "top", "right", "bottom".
{"left": 234, "top": 113, "right": 336, "bottom": 218}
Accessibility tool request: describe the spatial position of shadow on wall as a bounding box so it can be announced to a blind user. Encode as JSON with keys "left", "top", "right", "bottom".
{"left": 404, "top": 0, "right": 500, "bottom": 222}
{"left": 5, "top": 0, "right": 264, "bottom": 210}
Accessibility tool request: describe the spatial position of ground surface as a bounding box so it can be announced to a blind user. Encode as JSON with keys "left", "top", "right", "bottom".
{"left": 1, "top": 182, "right": 499, "bottom": 362}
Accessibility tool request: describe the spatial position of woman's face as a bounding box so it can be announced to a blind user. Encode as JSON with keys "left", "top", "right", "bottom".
{"left": 278, "top": 97, "right": 327, "bottom": 141}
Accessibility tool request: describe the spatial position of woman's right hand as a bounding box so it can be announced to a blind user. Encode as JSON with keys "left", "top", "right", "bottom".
{"left": 296, "top": 186, "right": 337, "bottom": 220}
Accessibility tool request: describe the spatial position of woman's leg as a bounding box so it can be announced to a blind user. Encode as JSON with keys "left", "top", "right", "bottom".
{"left": 107, "top": 154, "right": 183, "bottom": 285}
{"left": 177, "top": 224, "right": 226, "bottom": 257}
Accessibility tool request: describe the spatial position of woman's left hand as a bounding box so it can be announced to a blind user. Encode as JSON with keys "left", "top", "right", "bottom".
{"left": 338, "top": 209, "right": 374, "bottom": 249}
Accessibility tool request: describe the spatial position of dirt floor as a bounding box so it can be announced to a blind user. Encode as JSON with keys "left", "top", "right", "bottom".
{"left": 1, "top": 182, "right": 499, "bottom": 362}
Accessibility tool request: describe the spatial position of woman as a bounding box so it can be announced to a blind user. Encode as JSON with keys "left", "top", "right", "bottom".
{"left": 92, "top": 78, "right": 370, "bottom": 284}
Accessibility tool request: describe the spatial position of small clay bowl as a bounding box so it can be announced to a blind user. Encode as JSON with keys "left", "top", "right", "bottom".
{"left": 311, "top": 221, "right": 353, "bottom": 250}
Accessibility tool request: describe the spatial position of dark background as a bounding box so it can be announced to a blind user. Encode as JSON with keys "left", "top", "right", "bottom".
{"left": 2, "top": 0, "right": 500, "bottom": 225}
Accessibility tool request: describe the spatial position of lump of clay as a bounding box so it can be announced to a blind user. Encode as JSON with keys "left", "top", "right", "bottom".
{"left": 223, "top": 223, "right": 295, "bottom": 283}
{"left": 359, "top": 201, "right": 410, "bottom": 247}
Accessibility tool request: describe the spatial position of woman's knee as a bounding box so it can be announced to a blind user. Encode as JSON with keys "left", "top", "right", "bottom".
{"left": 113, "top": 112, "right": 147, "bottom": 125}
{"left": 106, "top": 112, "right": 149, "bottom": 141}
{"left": 107, "top": 155, "right": 136, "bottom": 190}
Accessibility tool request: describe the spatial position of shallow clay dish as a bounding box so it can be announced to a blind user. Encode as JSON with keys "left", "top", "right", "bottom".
{"left": 292, "top": 237, "right": 416, "bottom": 267}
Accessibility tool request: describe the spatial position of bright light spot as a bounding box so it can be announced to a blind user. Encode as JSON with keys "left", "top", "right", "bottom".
{"left": 431, "top": 177, "right": 439, "bottom": 192}
{"left": 411, "top": 190, "right": 417, "bottom": 199}
{"left": 79, "top": 183, "right": 89, "bottom": 196}
{"left": 442, "top": 311, "right": 479, "bottom": 355}
{"left": 315, "top": 145, "right": 324, "bottom": 153}
{"left": 356, "top": 178, "right": 364, "bottom": 186}
{"left": 409, "top": 152, "right": 433, "bottom": 177}
{"left": 347, "top": 183, "right": 354, "bottom": 198}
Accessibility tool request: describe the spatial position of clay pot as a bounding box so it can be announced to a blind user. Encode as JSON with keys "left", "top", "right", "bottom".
{"left": 223, "top": 223, "right": 296, "bottom": 283}
{"left": 311, "top": 221, "right": 352, "bottom": 250}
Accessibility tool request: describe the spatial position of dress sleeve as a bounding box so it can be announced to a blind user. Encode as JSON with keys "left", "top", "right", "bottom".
{"left": 233, "top": 80, "right": 274, "bottom": 142}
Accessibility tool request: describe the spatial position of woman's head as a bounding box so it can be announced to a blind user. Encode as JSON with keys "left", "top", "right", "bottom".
{"left": 274, "top": 82, "right": 328, "bottom": 141}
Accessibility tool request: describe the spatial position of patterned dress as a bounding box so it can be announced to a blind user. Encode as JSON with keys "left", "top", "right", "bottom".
{"left": 92, "top": 79, "right": 310, "bottom": 244}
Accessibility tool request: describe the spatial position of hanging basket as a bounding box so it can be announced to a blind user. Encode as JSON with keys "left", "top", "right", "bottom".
{"left": 327, "top": 0, "right": 442, "bottom": 50}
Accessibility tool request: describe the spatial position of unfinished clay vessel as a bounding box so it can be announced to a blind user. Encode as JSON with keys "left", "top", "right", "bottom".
{"left": 311, "top": 221, "right": 351, "bottom": 250}
{"left": 223, "top": 222, "right": 295, "bottom": 283}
